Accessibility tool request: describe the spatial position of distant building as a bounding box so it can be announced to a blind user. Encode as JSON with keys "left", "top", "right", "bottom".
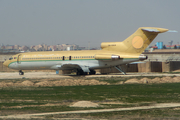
{"left": 78, "top": 47, "right": 86, "bottom": 50}
{"left": 0, "top": 43, "right": 89, "bottom": 52}
{"left": 165, "top": 45, "right": 178, "bottom": 49}
{"left": 42, "top": 44, "right": 48, "bottom": 51}
{"left": 0, "top": 45, "right": 5, "bottom": 49}
{"left": 150, "top": 46, "right": 158, "bottom": 49}
{"left": 48, "top": 45, "right": 56, "bottom": 51}
{"left": 156, "top": 42, "right": 163, "bottom": 49}
{"left": 5, "top": 45, "right": 14, "bottom": 50}
{"left": 14, "top": 45, "right": 19, "bottom": 50}
{"left": 19, "top": 46, "right": 29, "bottom": 51}
{"left": 56, "top": 44, "right": 62, "bottom": 51}
{"left": 60, "top": 44, "right": 79, "bottom": 51}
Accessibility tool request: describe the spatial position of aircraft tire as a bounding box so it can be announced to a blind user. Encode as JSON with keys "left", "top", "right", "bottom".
{"left": 89, "top": 70, "right": 96, "bottom": 75}
{"left": 19, "top": 72, "right": 24, "bottom": 75}
{"left": 76, "top": 69, "right": 84, "bottom": 75}
{"left": 80, "top": 71, "right": 84, "bottom": 75}
{"left": 83, "top": 72, "right": 88, "bottom": 75}
{"left": 76, "top": 71, "right": 80, "bottom": 75}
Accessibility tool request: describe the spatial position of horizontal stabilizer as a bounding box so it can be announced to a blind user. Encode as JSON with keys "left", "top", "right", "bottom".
{"left": 141, "top": 27, "right": 177, "bottom": 33}
{"left": 168, "top": 30, "right": 178, "bottom": 33}
{"left": 141, "top": 27, "right": 169, "bottom": 33}
{"left": 142, "top": 28, "right": 160, "bottom": 32}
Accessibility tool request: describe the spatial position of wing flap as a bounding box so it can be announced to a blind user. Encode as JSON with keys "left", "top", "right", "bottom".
{"left": 79, "top": 65, "right": 90, "bottom": 72}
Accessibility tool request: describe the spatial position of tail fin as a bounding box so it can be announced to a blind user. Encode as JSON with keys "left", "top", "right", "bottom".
{"left": 101, "top": 27, "right": 169, "bottom": 54}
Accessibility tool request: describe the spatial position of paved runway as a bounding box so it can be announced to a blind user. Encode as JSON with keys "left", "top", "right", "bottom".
{"left": 1, "top": 71, "right": 180, "bottom": 79}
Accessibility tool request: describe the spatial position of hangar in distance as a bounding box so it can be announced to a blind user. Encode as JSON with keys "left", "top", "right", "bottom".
{"left": 3, "top": 27, "right": 175, "bottom": 75}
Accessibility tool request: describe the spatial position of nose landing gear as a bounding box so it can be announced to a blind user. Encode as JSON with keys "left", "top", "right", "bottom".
{"left": 19, "top": 70, "right": 24, "bottom": 75}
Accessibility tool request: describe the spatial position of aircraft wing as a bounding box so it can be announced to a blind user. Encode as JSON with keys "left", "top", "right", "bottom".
{"left": 55, "top": 64, "right": 81, "bottom": 70}
{"left": 129, "top": 61, "right": 146, "bottom": 64}
{"left": 53, "top": 64, "right": 90, "bottom": 72}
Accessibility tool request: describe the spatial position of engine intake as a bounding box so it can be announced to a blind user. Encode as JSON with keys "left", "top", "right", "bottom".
{"left": 139, "top": 54, "right": 148, "bottom": 61}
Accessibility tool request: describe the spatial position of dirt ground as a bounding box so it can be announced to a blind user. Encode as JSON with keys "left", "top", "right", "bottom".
{"left": 1, "top": 72, "right": 180, "bottom": 119}
{"left": 1, "top": 102, "right": 180, "bottom": 119}
{"left": 0, "top": 73, "right": 180, "bottom": 87}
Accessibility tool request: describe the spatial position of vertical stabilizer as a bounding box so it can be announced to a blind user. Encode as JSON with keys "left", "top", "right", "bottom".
{"left": 101, "top": 27, "right": 169, "bottom": 54}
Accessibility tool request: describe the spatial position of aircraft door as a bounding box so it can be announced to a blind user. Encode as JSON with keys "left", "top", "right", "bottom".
{"left": 17, "top": 54, "right": 21, "bottom": 64}
{"left": 69, "top": 56, "right": 71, "bottom": 60}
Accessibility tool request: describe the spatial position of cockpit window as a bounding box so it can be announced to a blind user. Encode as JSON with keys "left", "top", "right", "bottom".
{"left": 9, "top": 57, "right": 13, "bottom": 60}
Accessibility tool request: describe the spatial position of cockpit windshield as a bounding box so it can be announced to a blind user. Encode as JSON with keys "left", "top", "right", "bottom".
{"left": 9, "top": 57, "right": 13, "bottom": 60}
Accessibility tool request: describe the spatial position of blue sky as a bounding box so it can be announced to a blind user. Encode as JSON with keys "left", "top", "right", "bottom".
{"left": 0, "top": 0, "right": 179, "bottom": 47}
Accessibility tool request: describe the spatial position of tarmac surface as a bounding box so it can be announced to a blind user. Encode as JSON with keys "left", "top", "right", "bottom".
{"left": 1, "top": 71, "right": 180, "bottom": 79}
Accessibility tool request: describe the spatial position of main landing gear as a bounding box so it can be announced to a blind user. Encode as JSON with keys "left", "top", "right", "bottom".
{"left": 76, "top": 69, "right": 86, "bottom": 75}
{"left": 89, "top": 70, "right": 96, "bottom": 75}
{"left": 115, "top": 66, "right": 126, "bottom": 75}
{"left": 76, "top": 69, "right": 96, "bottom": 75}
{"left": 19, "top": 70, "right": 24, "bottom": 75}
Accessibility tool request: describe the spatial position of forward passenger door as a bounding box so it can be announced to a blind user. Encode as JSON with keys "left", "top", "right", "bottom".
{"left": 17, "top": 54, "right": 21, "bottom": 64}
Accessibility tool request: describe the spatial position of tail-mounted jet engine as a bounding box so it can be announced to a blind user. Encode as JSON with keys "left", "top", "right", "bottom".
{"left": 139, "top": 54, "right": 148, "bottom": 61}
{"left": 95, "top": 54, "right": 120, "bottom": 60}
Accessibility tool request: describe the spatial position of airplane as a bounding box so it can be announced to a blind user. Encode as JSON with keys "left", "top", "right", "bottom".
{"left": 3, "top": 27, "right": 173, "bottom": 75}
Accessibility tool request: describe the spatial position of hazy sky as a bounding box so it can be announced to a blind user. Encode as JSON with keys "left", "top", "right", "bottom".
{"left": 0, "top": 0, "right": 179, "bottom": 47}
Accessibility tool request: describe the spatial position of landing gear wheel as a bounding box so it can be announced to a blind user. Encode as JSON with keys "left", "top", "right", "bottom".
{"left": 76, "top": 69, "right": 87, "bottom": 75}
{"left": 76, "top": 71, "right": 80, "bottom": 75}
{"left": 89, "top": 70, "right": 96, "bottom": 75}
{"left": 19, "top": 70, "right": 24, "bottom": 75}
{"left": 76, "top": 69, "right": 83, "bottom": 75}
{"left": 83, "top": 72, "right": 88, "bottom": 75}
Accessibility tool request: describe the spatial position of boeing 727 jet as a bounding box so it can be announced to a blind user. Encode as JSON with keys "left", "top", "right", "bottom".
{"left": 3, "top": 27, "right": 172, "bottom": 75}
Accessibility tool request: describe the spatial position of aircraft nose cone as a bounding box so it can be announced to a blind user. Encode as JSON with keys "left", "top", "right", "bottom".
{"left": 3, "top": 60, "right": 8, "bottom": 67}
